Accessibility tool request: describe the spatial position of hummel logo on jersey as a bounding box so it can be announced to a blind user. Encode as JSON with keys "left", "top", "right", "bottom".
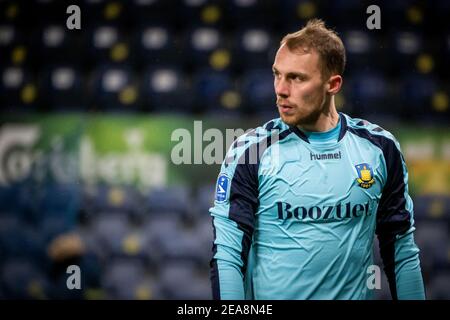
{"left": 310, "top": 151, "right": 342, "bottom": 161}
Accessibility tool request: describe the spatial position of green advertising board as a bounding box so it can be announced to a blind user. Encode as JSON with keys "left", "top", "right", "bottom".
{"left": 0, "top": 114, "right": 448, "bottom": 196}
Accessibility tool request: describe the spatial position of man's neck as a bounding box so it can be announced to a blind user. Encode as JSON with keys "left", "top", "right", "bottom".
{"left": 297, "top": 105, "right": 340, "bottom": 133}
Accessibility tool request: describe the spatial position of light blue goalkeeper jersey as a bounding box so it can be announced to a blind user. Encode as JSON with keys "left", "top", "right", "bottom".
{"left": 210, "top": 112, "right": 425, "bottom": 300}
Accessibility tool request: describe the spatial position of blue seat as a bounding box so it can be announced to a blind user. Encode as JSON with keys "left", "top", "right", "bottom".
{"left": 239, "top": 68, "right": 277, "bottom": 116}
{"left": 414, "top": 221, "right": 449, "bottom": 270}
{"left": 142, "top": 66, "right": 193, "bottom": 113}
{"left": 34, "top": 25, "right": 80, "bottom": 66}
{"left": 39, "top": 64, "right": 85, "bottom": 111}
{"left": 0, "top": 24, "right": 26, "bottom": 68}
{"left": 233, "top": 27, "right": 275, "bottom": 72}
{"left": 83, "top": 0, "right": 129, "bottom": 27}
{"left": 130, "top": 0, "right": 177, "bottom": 26}
{"left": 133, "top": 24, "right": 178, "bottom": 67}
{"left": 384, "top": 2, "right": 427, "bottom": 33}
{"left": 85, "top": 25, "right": 131, "bottom": 66}
{"left": 341, "top": 30, "right": 385, "bottom": 75}
{"left": 159, "top": 261, "right": 211, "bottom": 299}
{"left": 399, "top": 73, "right": 438, "bottom": 119}
{"left": 0, "top": 216, "right": 47, "bottom": 266}
{"left": 192, "top": 69, "right": 234, "bottom": 113}
{"left": 388, "top": 31, "right": 424, "bottom": 75}
{"left": 90, "top": 213, "right": 131, "bottom": 259}
{"left": 185, "top": 26, "right": 230, "bottom": 70}
{"left": 348, "top": 72, "right": 390, "bottom": 117}
{"left": 226, "top": 0, "right": 275, "bottom": 29}
{"left": 413, "top": 195, "right": 450, "bottom": 221}
{"left": 0, "top": 66, "right": 38, "bottom": 112}
{"left": 154, "top": 226, "right": 205, "bottom": 265}
{"left": 38, "top": 183, "right": 81, "bottom": 222}
{"left": 0, "top": 258, "right": 49, "bottom": 299}
{"left": 279, "top": 0, "right": 326, "bottom": 32}
{"left": 192, "top": 217, "right": 215, "bottom": 265}
{"left": 86, "top": 184, "right": 141, "bottom": 218}
{"left": 146, "top": 185, "right": 191, "bottom": 217}
{"left": 196, "top": 184, "right": 216, "bottom": 216}
{"left": 91, "top": 65, "right": 138, "bottom": 111}
{"left": 177, "top": 0, "right": 225, "bottom": 29}
{"left": 143, "top": 214, "right": 183, "bottom": 265}
{"left": 0, "top": 183, "right": 30, "bottom": 219}
{"left": 101, "top": 258, "right": 150, "bottom": 299}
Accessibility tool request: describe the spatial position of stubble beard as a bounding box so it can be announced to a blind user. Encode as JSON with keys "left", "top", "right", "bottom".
{"left": 279, "top": 93, "right": 328, "bottom": 128}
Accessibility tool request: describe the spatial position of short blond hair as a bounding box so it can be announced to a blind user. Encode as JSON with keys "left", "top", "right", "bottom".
{"left": 281, "top": 19, "right": 346, "bottom": 78}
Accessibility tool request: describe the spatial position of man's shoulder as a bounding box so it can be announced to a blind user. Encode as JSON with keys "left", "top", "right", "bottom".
{"left": 233, "top": 117, "right": 289, "bottom": 145}
{"left": 223, "top": 118, "right": 289, "bottom": 167}
{"left": 343, "top": 113, "right": 398, "bottom": 145}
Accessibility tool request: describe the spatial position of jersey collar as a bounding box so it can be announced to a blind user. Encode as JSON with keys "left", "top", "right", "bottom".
{"left": 289, "top": 112, "right": 348, "bottom": 144}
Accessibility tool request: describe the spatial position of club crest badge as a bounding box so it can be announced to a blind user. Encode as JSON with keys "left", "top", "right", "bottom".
{"left": 355, "top": 163, "right": 375, "bottom": 189}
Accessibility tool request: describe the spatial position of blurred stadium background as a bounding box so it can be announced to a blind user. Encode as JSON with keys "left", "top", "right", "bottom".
{"left": 0, "top": 0, "right": 449, "bottom": 299}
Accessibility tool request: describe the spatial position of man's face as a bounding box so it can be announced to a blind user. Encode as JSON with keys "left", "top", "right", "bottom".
{"left": 272, "top": 44, "right": 329, "bottom": 127}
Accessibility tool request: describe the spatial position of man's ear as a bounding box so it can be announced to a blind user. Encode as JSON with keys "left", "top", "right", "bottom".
{"left": 327, "top": 75, "right": 343, "bottom": 95}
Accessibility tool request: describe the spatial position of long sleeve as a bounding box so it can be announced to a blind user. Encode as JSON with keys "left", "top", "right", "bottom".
{"left": 210, "top": 135, "right": 260, "bottom": 300}
{"left": 376, "top": 135, "right": 425, "bottom": 300}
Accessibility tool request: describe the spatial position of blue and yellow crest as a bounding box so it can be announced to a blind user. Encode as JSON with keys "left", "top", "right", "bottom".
{"left": 355, "top": 163, "right": 375, "bottom": 189}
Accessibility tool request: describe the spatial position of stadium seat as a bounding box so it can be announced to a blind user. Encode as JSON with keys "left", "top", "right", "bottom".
{"left": 184, "top": 26, "right": 231, "bottom": 71}
{"left": 178, "top": 0, "right": 225, "bottom": 29}
{"left": 279, "top": 0, "right": 325, "bottom": 33}
{"left": 141, "top": 66, "right": 194, "bottom": 113}
{"left": 85, "top": 184, "right": 142, "bottom": 219}
{"left": 0, "top": 215, "right": 47, "bottom": 267}
{"left": 341, "top": 30, "right": 386, "bottom": 75}
{"left": 91, "top": 64, "right": 139, "bottom": 111}
{"left": 233, "top": 27, "right": 275, "bottom": 72}
{"left": 85, "top": 25, "right": 132, "bottom": 67}
{"left": 145, "top": 185, "right": 191, "bottom": 217}
{"left": 33, "top": 24, "right": 80, "bottom": 66}
{"left": 0, "top": 182, "right": 36, "bottom": 219}
{"left": 196, "top": 183, "right": 216, "bottom": 216}
{"left": 0, "top": 65, "right": 38, "bottom": 112}
{"left": 388, "top": 31, "right": 424, "bottom": 75}
{"left": 414, "top": 221, "right": 449, "bottom": 271}
{"left": 133, "top": 24, "right": 179, "bottom": 68}
{"left": 191, "top": 217, "right": 214, "bottom": 265}
{"left": 191, "top": 69, "right": 235, "bottom": 113}
{"left": 347, "top": 71, "right": 390, "bottom": 117}
{"left": 101, "top": 258, "right": 152, "bottom": 299}
{"left": 39, "top": 64, "right": 85, "bottom": 111}
{"left": 239, "top": 68, "right": 277, "bottom": 116}
{"left": 37, "top": 183, "right": 81, "bottom": 223}
{"left": 0, "top": 24, "right": 31, "bottom": 68}
{"left": 90, "top": 213, "right": 132, "bottom": 259}
{"left": 129, "top": 0, "right": 177, "bottom": 26}
{"left": 398, "top": 73, "right": 438, "bottom": 120}
{"left": 414, "top": 195, "right": 450, "bottom": 221}
{"left": 0, "top": 258, "right": 50, "bottom": 299}
{"left": 159, "top": 261, "right": 211, "bottom": 299}
{"left": 226, "top": 0, "right": 275, "bottom": 29}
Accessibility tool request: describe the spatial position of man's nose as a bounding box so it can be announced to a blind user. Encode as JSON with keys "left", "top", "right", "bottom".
{"left": 275, "top": 78, "right": 289, "bottom": 98}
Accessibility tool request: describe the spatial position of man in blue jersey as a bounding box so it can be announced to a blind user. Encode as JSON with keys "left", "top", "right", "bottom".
{"left": 209, "top": 19, "right": 425, "bottom": 300}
